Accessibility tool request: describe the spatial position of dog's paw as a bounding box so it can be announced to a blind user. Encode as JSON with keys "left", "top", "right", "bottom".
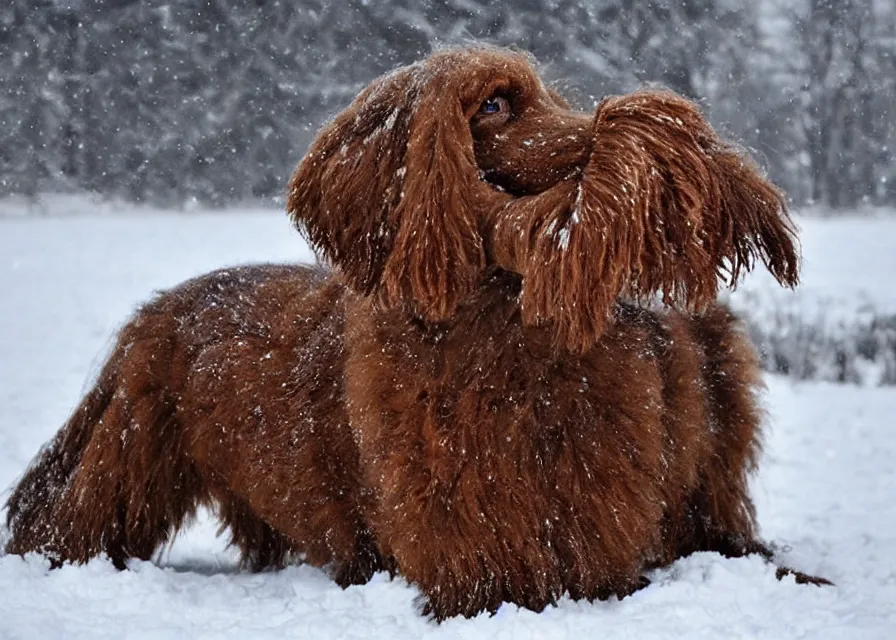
{"left": 775, "top": 566, "right": 834, "bottom": 586}
{"left": 416, "top": 570, "right": 567, "bottom": 622}
{"left": 417, "top": 579, "right": 503, "bottom": 622}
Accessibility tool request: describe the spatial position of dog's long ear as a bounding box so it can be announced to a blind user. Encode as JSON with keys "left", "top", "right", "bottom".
{"left": 287, "top": 70, "right": 415, "bottom": 298}
{"left": 490, "top": 91, "right": 800, "bottom": 352}
{"left": 287, "top": 60, "right": 492, "bottom": 321}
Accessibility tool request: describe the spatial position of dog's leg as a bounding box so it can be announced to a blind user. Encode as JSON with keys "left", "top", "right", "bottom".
{"left": 676, "top": 307, "right": 831, "bottom": 586}
{"left": 215, "top": 492, "right": 297, "bottom": 572}
{"left": 329, "top": 525, "right": 387, "bottom": 588}
{"left": 5, "top": 307, "right": 205, "bottom": 568}
{"left": 679, "top": 306, "right": 765, "bottom": 561}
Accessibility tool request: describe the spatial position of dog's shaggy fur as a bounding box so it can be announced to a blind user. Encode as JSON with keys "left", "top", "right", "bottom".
{"left": 4, "top": 47, "right": 826, "bottom": 620}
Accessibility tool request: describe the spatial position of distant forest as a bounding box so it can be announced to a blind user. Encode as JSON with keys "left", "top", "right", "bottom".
{"left": 2, "top": 0, "right": 894, "bottom": 209}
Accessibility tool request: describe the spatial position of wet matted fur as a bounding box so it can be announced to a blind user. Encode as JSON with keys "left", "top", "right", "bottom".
{"left": 4, "top": 46, "right": 828, "bottom": 620}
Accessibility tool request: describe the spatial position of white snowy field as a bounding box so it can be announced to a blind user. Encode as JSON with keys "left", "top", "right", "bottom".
{"left": 0, "top": 201, "right": 894, "bottom": 639}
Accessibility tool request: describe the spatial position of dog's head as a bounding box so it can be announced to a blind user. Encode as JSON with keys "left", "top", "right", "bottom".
{"left": 288, "top": 46, "right": 799, "bottom": 350}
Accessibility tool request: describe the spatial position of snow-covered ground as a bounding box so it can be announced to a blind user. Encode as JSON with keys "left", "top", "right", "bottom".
{"left": 0, "top": 201, "right": 894, "bottom": 639}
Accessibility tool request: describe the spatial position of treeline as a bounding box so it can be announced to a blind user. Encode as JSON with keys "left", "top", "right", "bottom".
{"left": 1, "top": 0, "right": 894, "bottom": 208}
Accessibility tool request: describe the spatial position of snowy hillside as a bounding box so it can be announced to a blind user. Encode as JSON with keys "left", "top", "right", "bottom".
{"left": 0, "top": 204, "right": 893, "bottom": 639}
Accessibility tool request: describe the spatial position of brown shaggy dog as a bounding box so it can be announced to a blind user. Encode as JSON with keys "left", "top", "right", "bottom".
{"left": 4, "top": 46, "right": 827, "bottom": 620}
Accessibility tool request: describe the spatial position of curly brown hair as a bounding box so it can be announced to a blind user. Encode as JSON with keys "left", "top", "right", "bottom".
{"left": 6, "top": 46, "right": 825, "bottom": 622}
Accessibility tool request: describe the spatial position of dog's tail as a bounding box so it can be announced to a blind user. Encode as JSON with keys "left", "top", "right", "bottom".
{"left": 4, "top": 309, "right": 203, "bottom": 568}
{"left": 4, "top": 368, "right": 112, "bottom": 562}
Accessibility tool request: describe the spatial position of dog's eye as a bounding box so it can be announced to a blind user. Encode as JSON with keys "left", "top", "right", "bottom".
{"left": 480, "top": 97, "right": 507, "bottom": 115}
{"left": 473, "top": 96, "right": 511, "bottom": 122}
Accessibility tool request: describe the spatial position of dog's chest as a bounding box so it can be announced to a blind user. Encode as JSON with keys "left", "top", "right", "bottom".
{"left": 344, "top": 298, "right": 665, "bottom": 483}
{"left": 343, "top": 297, "right": 669, "bottom": 572}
